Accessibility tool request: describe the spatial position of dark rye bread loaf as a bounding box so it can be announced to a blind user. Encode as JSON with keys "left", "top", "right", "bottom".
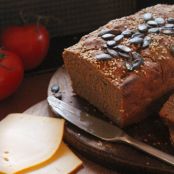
{"left": 63, "top": 4, "right": 174, "bottom": 127}
{"left": 160, "top": 94, "right": 174, "bottom": 125}
{"left": 160, "top": 94, "right": 174, "bottom": 145}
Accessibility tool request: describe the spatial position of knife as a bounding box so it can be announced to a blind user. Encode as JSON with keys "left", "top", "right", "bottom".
{"left": 47, "top": 95, "right": 174, "bottom": 166}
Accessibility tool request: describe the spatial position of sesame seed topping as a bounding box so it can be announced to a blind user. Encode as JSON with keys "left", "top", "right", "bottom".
{"left": 68, "top": 5, "right": 174, "bottom": 85}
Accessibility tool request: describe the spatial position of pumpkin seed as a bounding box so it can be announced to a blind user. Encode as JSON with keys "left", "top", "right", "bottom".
{"left": 132, "top": 58, "right": 144, "bottom": 69}
{"left": 167, "top": 18, "right": 174, "bottom": 24}
{"left": 131, "top": 29, "right": 138, "bottom": 34}
{"left": 148, "top": 28, "right": 160, "bottom": 33}
{"left": 144, "top": 36, "right": 152, "bottom": 41}
{"left": 112, "top": 45, "right": 118, "bottom": 50}
{"left": 98, "top": 29, "right": 111, "bottom": 36}
{"left": 132, "top": 51, "right": 143, "bottom": 60}
{"left": 125, "top": 52, "right": 144, "bottom": 71}
{"left": 118, "top": 52, "right": 131, "bottom": 59}
{"left": 51, "top": 84, "right": 60, "bottom": 93}
{"left": 117, "top": 45, "right": 132, "bottom": 53}
{"left": 147, "top": 20, "right": 158, "bottom": 27}
{"left": 142, "top": 36, "right": 152, "bottom": 48}
{"left": 103, "top": 44, "right": 107, "bottom": 49}
{"left": 107, "top": 48, "right": 119, "bottom": 57}
{"left": 107, "top": 40, "right": 116, "bottom": 47}
{"left": 143, "top": 13, "right": 153, "bottom": 21}
{"left": 122, "top": 29, "right": 133, "bottom": 37}
{"left": 125, "top": 62, "right": 134, "bottom": 71}
{"left": 96, "top": 53, "right": 112, "bottom": 60}
{"left": 114, "top": 34, "right": 124, "bottom": 43}
{"left": 155, "top": 17, "right": 165, "bottom": 26}
{"left": 163, "top": 24, "right": 174, "bottom": 29}
{"left": 98, "top": 29, "right": 122, "bottom": 37}
{"left": 142, "top": 42, "right": 149, "bottom": 49}
{"left": 161, "top": 29, "right": 174, "bottom": 36}
{"left": 101, "top": 33, "right": 115, "bottom": 40}
{"left": 131, "top": 32, "right": 144, "bottom": 38}
{"left": 129, "top": 37, "right": 143, "bottom": 44}
{"left": 138, "top": 24, "right": 148, "bottom": 33}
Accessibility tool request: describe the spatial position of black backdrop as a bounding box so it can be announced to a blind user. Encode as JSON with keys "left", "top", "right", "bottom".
{"left": 137, "top": 0, "right": 173, "bottom": 9}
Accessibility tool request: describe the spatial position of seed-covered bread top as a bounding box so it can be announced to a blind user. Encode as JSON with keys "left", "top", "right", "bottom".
{"left": 64, "top": 4, "right": 174, "bottom": 87}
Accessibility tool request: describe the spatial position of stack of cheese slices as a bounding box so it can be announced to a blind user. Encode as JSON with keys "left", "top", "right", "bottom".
{"left": 0, "top": 113, "right": 82, "bottom": 174}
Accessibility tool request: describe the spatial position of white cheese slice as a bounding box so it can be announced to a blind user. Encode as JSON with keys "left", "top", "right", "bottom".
{"left": 0, "top": 113, "right": 64, "bottom": 174}
{"left": 19, "top": 142, "right": 82, "bottom": 174}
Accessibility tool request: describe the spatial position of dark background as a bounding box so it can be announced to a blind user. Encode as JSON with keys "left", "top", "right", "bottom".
{"left": 137, "top": 0, "right": 173, "bottom": 9}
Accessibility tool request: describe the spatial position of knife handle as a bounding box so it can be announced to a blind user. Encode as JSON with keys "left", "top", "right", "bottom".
{"left": 120, "top": 135, "right": 174, "bottom": 166}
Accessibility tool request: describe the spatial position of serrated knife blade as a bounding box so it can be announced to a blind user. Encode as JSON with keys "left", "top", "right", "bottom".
{"left": 47, "top": 95, "right": 174, "bottom": 166}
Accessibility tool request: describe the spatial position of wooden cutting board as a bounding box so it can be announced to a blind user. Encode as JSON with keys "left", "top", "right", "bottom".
{"left": 42, "top": 66, "right": 174, "bottom": 173}
{"left": 24, "top": 100, "right": 119, "bottom": 174}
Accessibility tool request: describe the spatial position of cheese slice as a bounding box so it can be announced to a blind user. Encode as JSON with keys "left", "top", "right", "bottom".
{"left": 17, "top": 142, "right": 82, "bottom": 174}
{"left": 0, "top": 113, "right": 64, "bottom": 174}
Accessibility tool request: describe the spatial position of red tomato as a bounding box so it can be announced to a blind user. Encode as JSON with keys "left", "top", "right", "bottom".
{"left": 0, "top": 50, "right": 24, "bottom": 100}
{"left": 1, "top": 24, "right": 49, "bottom": 70}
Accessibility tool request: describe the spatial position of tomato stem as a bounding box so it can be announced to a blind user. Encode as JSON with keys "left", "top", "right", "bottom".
{"left": 0, "top": 53, "right": 5, "bottom": 59}
{"left": 19, "top": 11, "right": 27, "bottom": 24}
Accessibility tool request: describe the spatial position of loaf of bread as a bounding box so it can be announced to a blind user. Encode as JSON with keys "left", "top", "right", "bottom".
{"left": 160, "top": 94, "right": 174, "bottom": 125}
{"left": 63, "top": 4, "right": 174, "bottom": 127}
{"left": 160, "top": 94, "right": 174, "bottom": 145}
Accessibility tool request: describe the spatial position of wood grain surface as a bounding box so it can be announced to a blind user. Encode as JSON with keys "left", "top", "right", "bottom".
{"left": 46, "top": 66, "right": 174, "bottom": 174}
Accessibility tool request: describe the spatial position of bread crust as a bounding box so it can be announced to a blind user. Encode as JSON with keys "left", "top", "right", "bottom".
{"left": 63, "top": 4, "right": 174, "bottom": 127}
